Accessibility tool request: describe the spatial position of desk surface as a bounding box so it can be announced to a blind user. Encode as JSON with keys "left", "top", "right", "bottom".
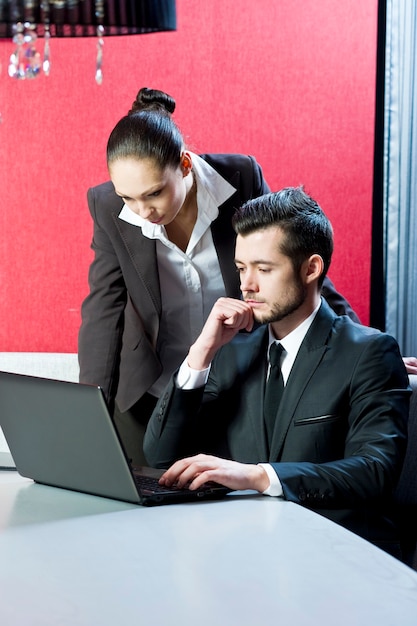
{"left": 1, "top": 471, "right": 417, "bottom": 626}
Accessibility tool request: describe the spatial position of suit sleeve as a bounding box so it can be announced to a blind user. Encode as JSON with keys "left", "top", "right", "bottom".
{"left": 143, "top": 376, "right": 205, "bottom": 468}
{"left": 78, "top": 187, "right": 127, "bottom": 409}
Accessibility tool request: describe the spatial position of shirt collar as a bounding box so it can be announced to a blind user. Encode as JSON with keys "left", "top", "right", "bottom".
{"left": 268, "top": 299, "right": 322, "bottom": 358}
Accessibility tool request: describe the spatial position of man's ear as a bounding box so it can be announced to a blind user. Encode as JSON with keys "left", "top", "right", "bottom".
{"left": 304, "top": 254, "right": 324, "bottom": 284}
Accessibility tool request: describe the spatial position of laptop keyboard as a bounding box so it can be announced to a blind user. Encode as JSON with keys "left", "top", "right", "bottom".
{"left": 134, "top": 474, "right": 189, "bottom": 493}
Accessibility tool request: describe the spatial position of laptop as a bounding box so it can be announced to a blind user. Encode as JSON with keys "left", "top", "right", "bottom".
{"left": 0, "top": 371, "right": 231, "bottom": 506}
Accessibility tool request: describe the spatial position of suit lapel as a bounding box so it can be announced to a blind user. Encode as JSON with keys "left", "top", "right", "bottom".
{"left": 268, "top": 302, "right": 336, "bottom": 460}
{"left": 238, "top": 328, "right": 271, "bottom": 459}
{"left": 112, "top": 213, "right": 162, "bottom": 314}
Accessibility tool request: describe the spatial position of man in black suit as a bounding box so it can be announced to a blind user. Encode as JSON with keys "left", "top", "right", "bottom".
{"left": 144, "top": 186, "right": 411, "bottom": 557}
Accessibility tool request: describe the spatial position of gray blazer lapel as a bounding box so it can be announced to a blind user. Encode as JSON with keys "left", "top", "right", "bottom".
{"left": 113, "top": 213, "right": 162, "bottom": 314}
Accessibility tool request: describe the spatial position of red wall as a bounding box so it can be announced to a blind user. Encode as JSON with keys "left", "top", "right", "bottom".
{"left": 0, "top": 0, "right": 377, "bottom": 352}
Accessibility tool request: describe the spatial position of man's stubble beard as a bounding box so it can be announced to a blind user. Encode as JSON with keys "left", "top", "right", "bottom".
{"left": 252, "top": 278, "right": 306, "bottom": 326}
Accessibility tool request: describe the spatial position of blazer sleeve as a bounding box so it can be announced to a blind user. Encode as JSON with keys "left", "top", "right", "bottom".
{"left": 143, "top": 376, "right": 206, "bottom": 468}
{"left": 78, "top": 185, "right": 127, "bottom": 409}
{"left": 246, "top": 154, "right": 271, "bottom": 197}
{"left": 321, "top": 275, "right": 361, "bottom": 322}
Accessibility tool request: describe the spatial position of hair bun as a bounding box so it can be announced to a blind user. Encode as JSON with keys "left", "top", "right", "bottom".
{"left": 129, "top": 87, "right": 176, "bottom": 115}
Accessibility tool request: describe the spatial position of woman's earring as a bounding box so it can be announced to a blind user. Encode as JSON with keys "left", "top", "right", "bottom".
{"left": 182, "top": 155, "right": 191, "bottom": 172}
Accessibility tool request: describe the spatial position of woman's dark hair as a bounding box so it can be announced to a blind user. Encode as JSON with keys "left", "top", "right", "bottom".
{"left": 232, "top": 186, "right": 333, "bottom": 286}
{"left": 107, "top": 87, "right": 183, "bottom": 170}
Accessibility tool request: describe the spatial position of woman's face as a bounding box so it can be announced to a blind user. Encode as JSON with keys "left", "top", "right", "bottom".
{"left": 109, "top": 157, "right": 188, "bottom": 226}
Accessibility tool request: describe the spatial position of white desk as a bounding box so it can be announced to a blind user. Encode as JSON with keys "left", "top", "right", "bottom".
{"left": 1, "top": 471, "right": 417, "bottom": 626}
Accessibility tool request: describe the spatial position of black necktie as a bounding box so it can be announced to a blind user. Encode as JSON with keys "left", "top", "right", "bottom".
{"left": 264, "top": 342, "right": 285, "bottom": 443}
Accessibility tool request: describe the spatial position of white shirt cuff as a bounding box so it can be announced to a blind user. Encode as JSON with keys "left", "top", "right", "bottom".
{"left": 258, "top": 463, "right": 283, "bottom": 497}
{"left": 176, "top": 359, "right": 211, "bottom": 390}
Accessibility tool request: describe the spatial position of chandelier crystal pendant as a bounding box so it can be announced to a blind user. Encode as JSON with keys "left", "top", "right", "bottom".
{"left": 8, "top": 20, "right": 43, "bottom": 80}
{"left": 0, "top": 0, "right": 176, "bottom": 83}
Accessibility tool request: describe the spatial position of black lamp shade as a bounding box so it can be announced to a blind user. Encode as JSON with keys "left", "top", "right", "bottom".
{"left": 0, "top": 0, "right": 177, "bottom": 38}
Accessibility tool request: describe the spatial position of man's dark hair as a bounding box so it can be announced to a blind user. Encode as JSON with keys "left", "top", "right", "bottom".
{"left": 232, "top": 186, "right": 333, "bottom": 286}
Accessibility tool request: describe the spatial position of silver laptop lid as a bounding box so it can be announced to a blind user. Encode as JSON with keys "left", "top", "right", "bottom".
{"left": 0, "top": 371, "right": 141, "bottom": 504}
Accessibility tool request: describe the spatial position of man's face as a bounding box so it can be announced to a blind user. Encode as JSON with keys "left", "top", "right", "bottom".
{"left": 234, "top": 226, "right": 306, "bottom": 325}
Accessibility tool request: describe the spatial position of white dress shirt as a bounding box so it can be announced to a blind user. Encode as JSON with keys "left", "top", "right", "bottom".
{"left": 118, "top": 154, "right": 236, "bottom": 396}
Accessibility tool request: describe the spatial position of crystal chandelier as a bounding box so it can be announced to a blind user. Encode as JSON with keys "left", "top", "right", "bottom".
{"left": 0, "top": 1, "right": 176, "bottom": 83}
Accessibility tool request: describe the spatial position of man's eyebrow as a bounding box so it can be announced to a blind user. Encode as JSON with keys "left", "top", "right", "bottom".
{"left": 234, "top": 258, "right": 276, "bottom": 266}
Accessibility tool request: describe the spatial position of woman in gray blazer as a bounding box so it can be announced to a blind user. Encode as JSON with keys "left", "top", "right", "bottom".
{"left": 78, "top": 88, "right": 359, "bottom": 464}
